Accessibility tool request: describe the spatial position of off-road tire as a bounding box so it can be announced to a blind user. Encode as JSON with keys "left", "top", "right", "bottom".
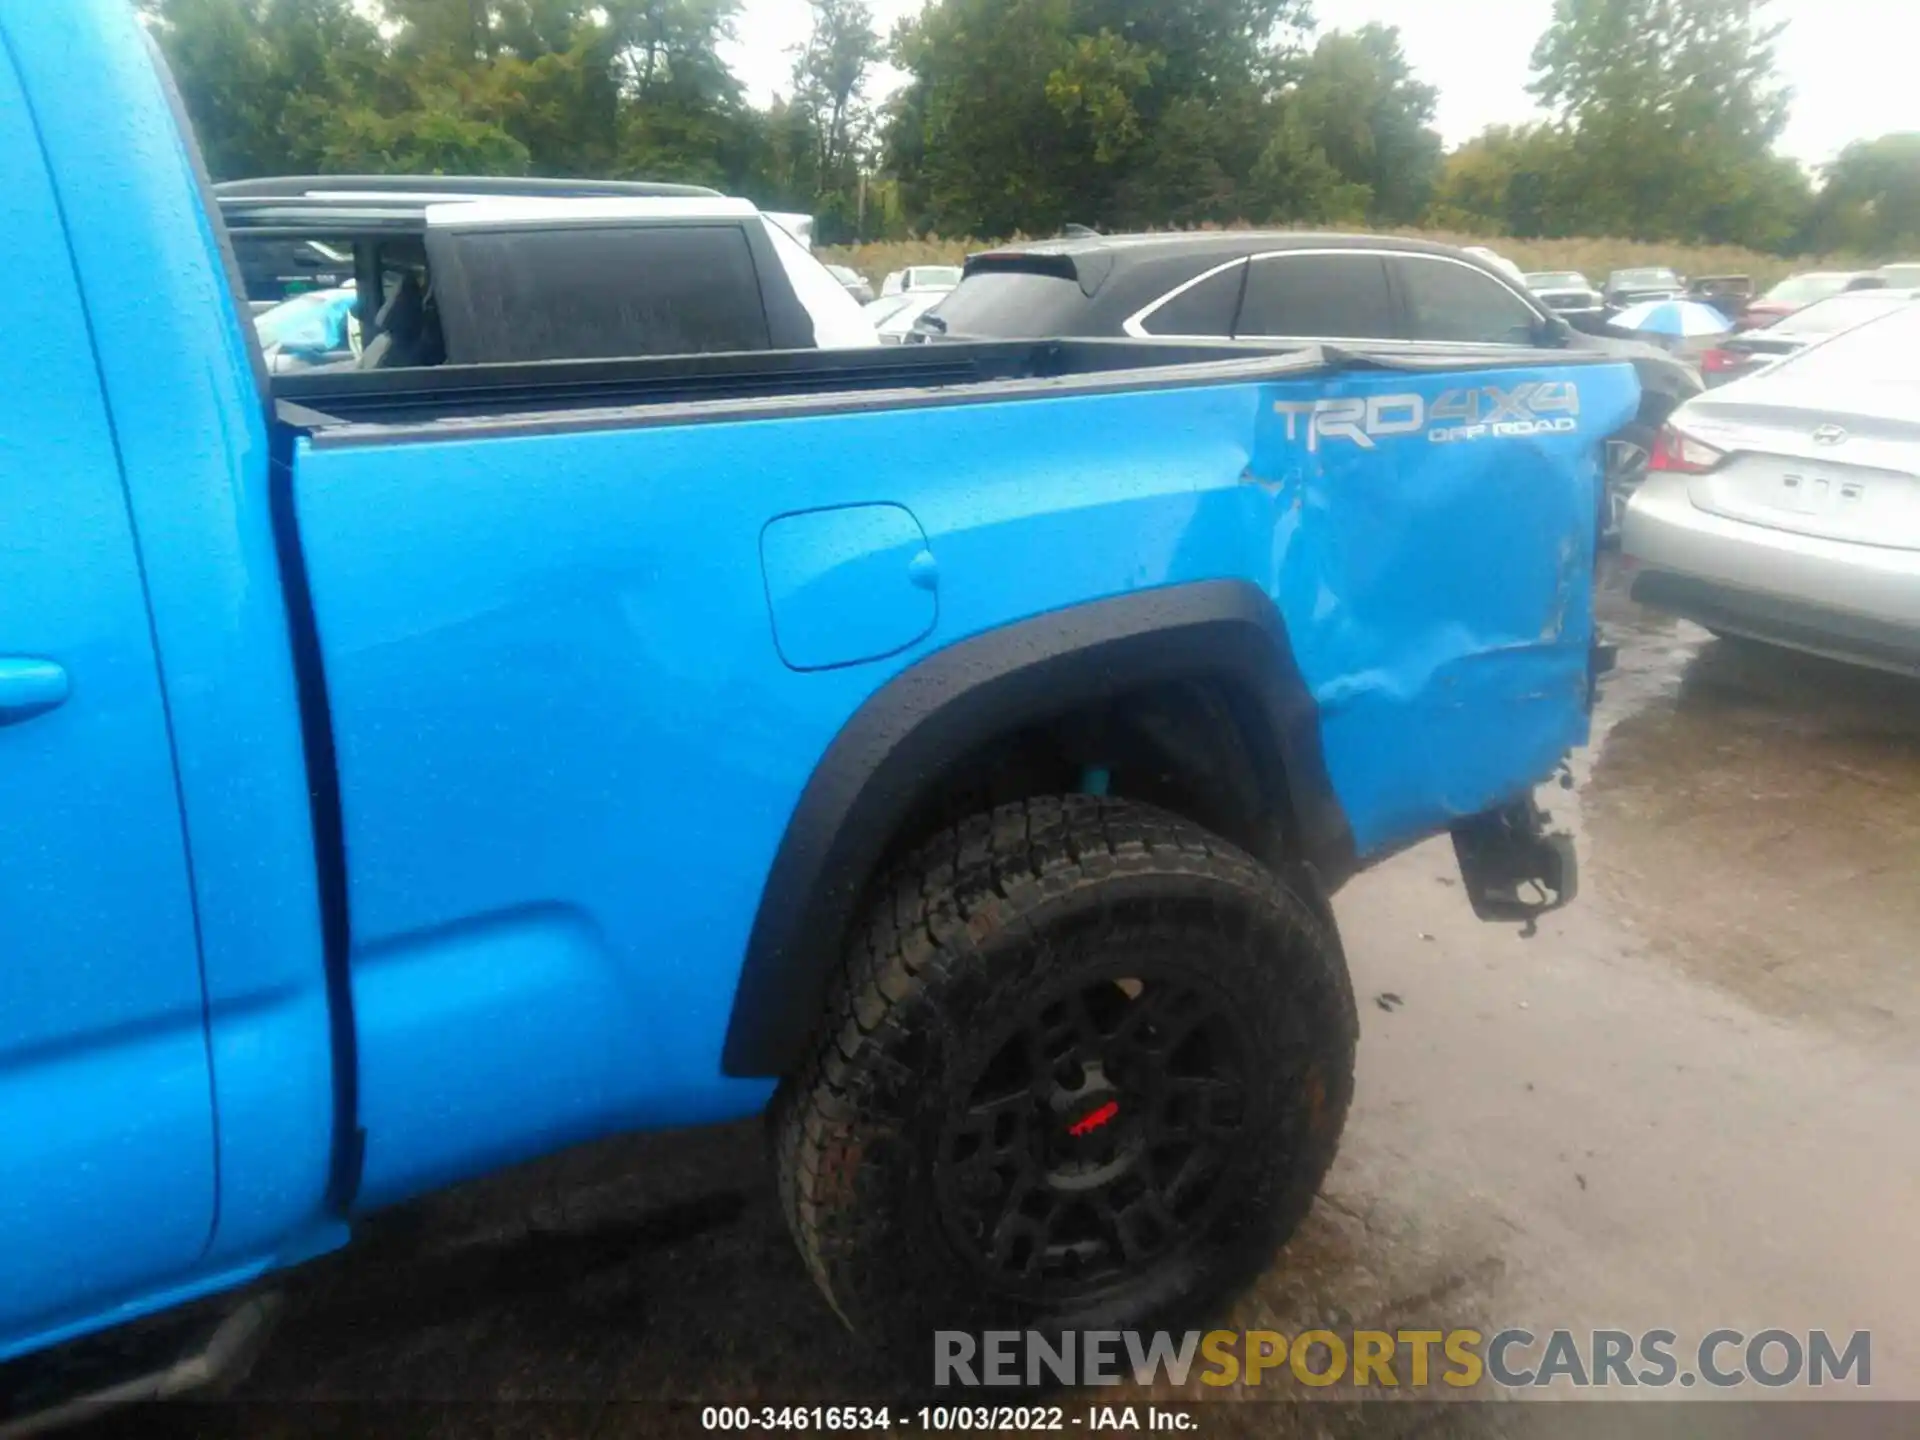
{"left": 772, "top": 796, "right": 1357, "bottom": 1376}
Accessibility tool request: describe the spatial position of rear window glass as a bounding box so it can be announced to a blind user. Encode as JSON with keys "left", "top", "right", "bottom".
{"left": 433, "top": 224, "right": 771, "bottom": 364}
{"left": 932, "top": 270, "right": 1088, "bottom": 338}
{"left": 1237, "top": 254, "right": 1395, "bottom": 339}
{"left": 1140, "top": 263, "right": 1245, "bottom": 336}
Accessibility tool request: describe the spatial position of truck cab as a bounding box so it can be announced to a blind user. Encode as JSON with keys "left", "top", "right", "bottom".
{"left": 220, "top": 179, "right": 878, "bottom": 370}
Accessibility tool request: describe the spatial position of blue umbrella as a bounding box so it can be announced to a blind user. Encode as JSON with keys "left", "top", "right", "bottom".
{"left": 1609, "top": 298, "right": 1733, "bottom": 338}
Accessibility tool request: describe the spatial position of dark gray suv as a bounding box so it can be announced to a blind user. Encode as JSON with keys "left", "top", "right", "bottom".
{"left": 922, "top": 231, "right": 1701, "bottom": 537}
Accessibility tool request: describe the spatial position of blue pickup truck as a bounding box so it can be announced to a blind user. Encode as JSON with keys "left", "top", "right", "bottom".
{"left": 0, "top": 0, "right": 1637, "bottom": 1410}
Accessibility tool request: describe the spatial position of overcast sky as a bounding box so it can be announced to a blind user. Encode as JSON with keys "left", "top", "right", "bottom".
{"left": 721, "top": 0, "right": 1919, "bottom": 168}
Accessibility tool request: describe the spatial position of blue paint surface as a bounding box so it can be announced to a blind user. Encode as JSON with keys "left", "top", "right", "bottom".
{"left": 2, "top": 0, "right": 339, "bottom": 1361}
{"left": 762, "top": 503, "right": 937, "bottom": 670}
{"left": 292, "top": 362, "right": 1634, "bottom": 1207}
{"left": 0, "top": 28, "right": 216, "bottom": 1349}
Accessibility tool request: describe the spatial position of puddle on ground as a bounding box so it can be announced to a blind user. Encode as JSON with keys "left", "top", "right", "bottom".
{"left": 1582, "top": 567, "right": 1920, "bottom": 1046}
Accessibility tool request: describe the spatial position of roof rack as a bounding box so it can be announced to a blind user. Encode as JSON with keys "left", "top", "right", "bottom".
{"left": 213, "top": 175, "right": 722, "bottom": 201}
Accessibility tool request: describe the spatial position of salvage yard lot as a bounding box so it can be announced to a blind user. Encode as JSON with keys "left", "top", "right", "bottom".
{"left": 822, "top": 232, "right": 1871, "bottom": 297}
{"left": 97, "top": 567, "right": 1920, "bottom": 1439}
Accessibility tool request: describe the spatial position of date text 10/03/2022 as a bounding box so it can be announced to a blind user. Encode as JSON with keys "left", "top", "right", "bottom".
{"left": 701, "top": 1407, "right": 1196, "bottom": 1431}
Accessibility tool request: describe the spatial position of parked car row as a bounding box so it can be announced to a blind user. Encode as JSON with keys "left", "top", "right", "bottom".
{"left": 1516, "top": 262, "right": 1920, "bottom": 334}
{"left": 902, "top": 231, "right": 1699, "bottom": 537}
{"left": 1701, "top": 288, "right": 1920, "bottom": 386}
{"left": 1624, "top": 294, "right": 1920, "bottom": 677}
{"left": 1524, "top": 269, "right": 1606, "bottom": 321}
{"left": 1738, "top": 270, "right": 1881, "bottom": 329}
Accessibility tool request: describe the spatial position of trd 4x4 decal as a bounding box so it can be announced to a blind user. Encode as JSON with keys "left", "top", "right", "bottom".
{"left": 1273, "top": 382, "right": 1582, "bottom": 451}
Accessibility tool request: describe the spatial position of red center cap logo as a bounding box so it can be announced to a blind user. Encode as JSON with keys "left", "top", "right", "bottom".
{"left": 1067, "top": 1099, "right": 1121, "bottom": 1138}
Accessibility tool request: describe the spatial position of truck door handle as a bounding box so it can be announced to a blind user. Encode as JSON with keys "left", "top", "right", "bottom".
{"left": 0, "top": 658, "right": 70, "bottom": 725}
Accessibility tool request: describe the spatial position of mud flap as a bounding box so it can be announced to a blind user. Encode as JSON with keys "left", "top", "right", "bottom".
{"left": 1451, "top": 797, "right": 1577, "bottom": 927}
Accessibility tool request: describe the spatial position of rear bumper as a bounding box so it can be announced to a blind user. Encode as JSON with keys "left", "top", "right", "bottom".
{"left": 1622, "top": 471, "right": 1920, "bottom": 674}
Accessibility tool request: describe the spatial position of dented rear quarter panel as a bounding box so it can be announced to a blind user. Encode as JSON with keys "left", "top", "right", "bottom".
{"left": 291, "top": 356, "right": 1638, "bottom": 1207}
{"left": 1260, "top": 370, "right": 1629, "bottom": 850}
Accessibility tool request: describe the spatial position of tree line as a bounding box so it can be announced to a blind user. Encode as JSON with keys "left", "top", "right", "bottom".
{"left": 146, "top": 0, "right": 1920, "bottom": 256}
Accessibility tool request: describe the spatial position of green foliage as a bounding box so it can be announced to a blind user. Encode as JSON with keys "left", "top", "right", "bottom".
{"left": 784, "top": 0, "right": 887, "bottom": 237}
{"left": 1525, "top": 0, "right": 1802, "bottom": 245}
{"left": 1425, "top": 0, "right": 1833, "bottom": 253}
{"left": 1807, "top": 134, "right": 1920, "bottom": 257}
{"left": 1427, "top": 124, "right": 1580, "bottom": 237}
{"left": 1044, "top": 29, "right": 1162, "bottom": 166}
{"left": 142, "top": 0, "right": 387, "bottom": 176}
{"left": 885, "top": 0, "right": 1085, "bottom": 237}
{"left": 1291, "top": 25, "right": 1442, "bottom": 226}
{"left": 882, "top": 0, "right": 1457, "bottom": 234}
{"left": 306, "top": 101, "right": 532, "bottom": 174}
{"left": 142, "top": 0, "right": 1909, "bottom": 260}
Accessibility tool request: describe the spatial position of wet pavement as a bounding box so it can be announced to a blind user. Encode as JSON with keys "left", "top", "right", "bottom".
{"left": 86, "top": 563, "right": 1920, "bottom": 1436}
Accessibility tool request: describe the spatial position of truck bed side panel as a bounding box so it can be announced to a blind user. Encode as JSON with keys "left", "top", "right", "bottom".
{"left": 291, "top": 362, "right": 1636, "bottom": 1209}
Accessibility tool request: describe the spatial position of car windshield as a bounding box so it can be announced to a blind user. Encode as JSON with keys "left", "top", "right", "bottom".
{"left": 908, "top": 266, "right": 963, "bottom": 289}
{"left": 1527, "top": 272, "right": 1588, "bottom": 289}
{"left": 1762, "top": 273, "right": 1855, "bottom": 304}
{"left": 1613, "top": 268, "right": 1679, "bottom": 287}
{"left": 1774, "top": 292, "right": 1918, "bottom": 339}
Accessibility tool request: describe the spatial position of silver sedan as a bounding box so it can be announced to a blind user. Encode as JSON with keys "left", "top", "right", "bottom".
{"left": 1623, "top": 298, "right": 1920, "bottom": 675}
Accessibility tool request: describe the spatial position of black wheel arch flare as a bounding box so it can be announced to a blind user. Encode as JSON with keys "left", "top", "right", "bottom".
{"left": 721, "top": 579, "right": 1355, "bottom": 1078}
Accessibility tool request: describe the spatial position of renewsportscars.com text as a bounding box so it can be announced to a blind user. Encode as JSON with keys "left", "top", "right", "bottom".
{"left": 934, "top": 1328, "right": 1872, "bottom": 1390}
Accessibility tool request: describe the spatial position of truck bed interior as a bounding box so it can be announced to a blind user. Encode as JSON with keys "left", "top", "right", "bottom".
{"left": 273, "top": 338, "right": 1624, "bottom": 439}
{"left": 274, "top": 338, "right": 1305, "bottom": 434}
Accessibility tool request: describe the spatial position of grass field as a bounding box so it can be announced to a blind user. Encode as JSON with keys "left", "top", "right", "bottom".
{"left": 821, "top": 229, "right": 1862, "bottom": 291}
